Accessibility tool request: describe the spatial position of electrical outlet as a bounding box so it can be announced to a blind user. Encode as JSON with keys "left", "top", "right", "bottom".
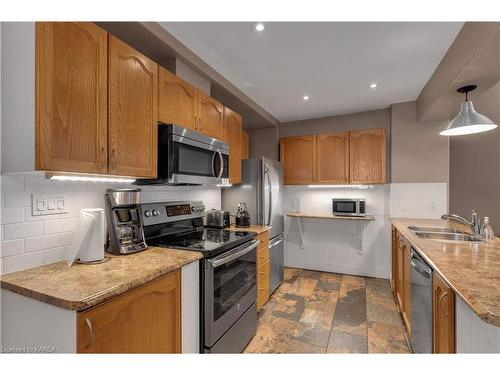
{"left": 32, "top": 193, "right": 67, "bottom": 216}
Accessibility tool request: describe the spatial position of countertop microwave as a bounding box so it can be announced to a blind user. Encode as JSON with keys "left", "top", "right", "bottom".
{"left": 332, "top": 198, "right": 366, "bottom": 217}
{"left": 136, "top": 124, "right": 229, "bottom": 186}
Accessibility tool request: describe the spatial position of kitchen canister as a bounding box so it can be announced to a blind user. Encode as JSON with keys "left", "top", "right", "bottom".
{"left": 67, "top": 208, "right": 106, "bottom": 265}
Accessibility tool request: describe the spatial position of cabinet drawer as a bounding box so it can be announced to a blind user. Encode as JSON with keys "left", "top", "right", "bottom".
{"left": 257, "top": 259, "right": 270, "bottom": 282}
{"left": 256, "top": 232, "right": 269, "bottom": 249}
{"left": 257, "top": 245, "right": 270, "bottom": 267}
{"left": 257, "top": 275, "right": 270, "bottom": 310}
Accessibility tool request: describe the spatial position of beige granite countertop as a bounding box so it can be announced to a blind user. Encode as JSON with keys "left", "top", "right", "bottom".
{"left": 391, "top": 218, "right": 500, "bottom": 327}
{"left": 0, "top": 247, "right": 202, "bottom": 312}
{"left": 288, "top": 212, "right": 375, "bottom": 221}
{"left": 227, "top": 224, "right": 271, "bottom": 234}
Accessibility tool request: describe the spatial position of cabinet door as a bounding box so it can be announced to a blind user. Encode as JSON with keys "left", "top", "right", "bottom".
{"left": 241, "top": 130, "right": 250, "bottom": 160}
{"left": 433, "top": 273, "right": 456, "bottom": 353}
{"left": 158, "top": 66, "right": 198, "bottom": 131}
{"left": 223, "top": 107, "right": 242, "bottom": 184}
{"left": 402, "top": 239, "right": 412, "bottom": 335}
{"left": 391, "top": 227, "right": 397, "bottom": 291}
{"left": 317, "top": 132, "right": 349, "bottom": 184}
{"left": 36, "top": 22, "right": 108, "bottom": 174}
{"left": 108, "top": 35, "right": 158, "bottom": 178}
{"left": 197, "top": 91, "right": 223, "bottom": 139}
{"left": 349, "top": 128, "right": 386, "bottom": 184}
{"left": 77, "top": 271, "right": 181, "bottom": 353}
{"left": 279, "top": 135, "right": 316, "bottom": 184}
{"left": 395, "top": 232, "right": 405, "bottom": 310}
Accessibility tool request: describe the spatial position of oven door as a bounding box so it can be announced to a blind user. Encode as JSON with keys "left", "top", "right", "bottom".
{"left": 332, "top": 199, "right": 358, "bottom": 216}
{"left": 204, "top": 239, "right": 259, "bottom": 348}
{"left": 170, "top": 133, "right": 229, "bottom": 185}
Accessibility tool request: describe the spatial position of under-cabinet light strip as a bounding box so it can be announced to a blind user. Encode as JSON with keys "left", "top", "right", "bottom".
{"left": 49, "top": 175, "right": 136, "bottom": 183}
{"left": 307, "top": 184, "right": 374, "bottom": 189}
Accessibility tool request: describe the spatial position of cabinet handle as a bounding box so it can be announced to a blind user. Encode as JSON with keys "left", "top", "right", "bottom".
{"left": 99, "top": 147, "right": 107, "bottom": 170}
{"left": 439, "top": 291, "right": 449, "bottom": 317}
{"left": 85, "top": 318, "right": 94, "bottom": 349}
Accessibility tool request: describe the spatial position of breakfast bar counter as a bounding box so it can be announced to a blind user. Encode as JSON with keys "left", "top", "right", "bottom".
{"left": 0, "top": 247, "right": 202, "bottom": 312}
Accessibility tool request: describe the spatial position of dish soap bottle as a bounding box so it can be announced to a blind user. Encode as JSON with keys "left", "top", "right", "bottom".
{"left": 480, "top": 217, "right": 495, "bottom": 240}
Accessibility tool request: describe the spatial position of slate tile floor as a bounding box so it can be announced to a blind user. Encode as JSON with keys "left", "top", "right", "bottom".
{"left": 244, "top": 267, "right": 410, "bottom": 354}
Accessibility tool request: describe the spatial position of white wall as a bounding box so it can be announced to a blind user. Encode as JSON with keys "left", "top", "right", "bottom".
{"left": 284, "top": 185, "right": 391, "bottom": 278}
{"left": 284, "top": 183, "right": 448, "bottom": 279}
{"left": 0, "top": 174, "right": 220, "bottom": 274}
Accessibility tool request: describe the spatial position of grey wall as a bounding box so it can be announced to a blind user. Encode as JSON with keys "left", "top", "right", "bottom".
{"left": 279, "top": 108, "right": 392, "bottom": 181}
{"left": 248, "top": 127, "right": 279, "bottom": 160}
{"left": 449, "top": 83, "right": 500, "bottom": 234}
{"left": 391, "top": 101, "right": 449, "bottom": 183}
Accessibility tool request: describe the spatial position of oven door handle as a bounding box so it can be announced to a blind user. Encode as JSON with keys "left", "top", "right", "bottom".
{"left": 210, "top": 240, "right": 260, "bottom": 268}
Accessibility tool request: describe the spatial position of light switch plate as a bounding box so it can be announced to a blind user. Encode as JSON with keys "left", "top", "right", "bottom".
{"left": 32, "top": 193, "right": 67, "bottom": 216}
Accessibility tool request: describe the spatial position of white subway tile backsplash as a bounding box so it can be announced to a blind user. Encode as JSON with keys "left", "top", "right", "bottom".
{"left": 0, "top": 174, "right": 221, "bottom": 273}
{"left": 24, "top": 234, "right": 60, "bottom": 252}
{"left": 4, "top": 222, "right": 44, "bottom": 240}
{"left": 3, "top": 252, "right": 43, "bottom": 273}
{"left": 4, "top": 192, "right": 30, "bottom": 208}
{"left": 390, "top": 183, "right": 447, "bottom": 219}
{"left": 42, "top": 246, "right": 70, "bottom": 264}
{"left": 0, "top": 239, "right": 24, "bottom": 257}
{"left": 1, "top": 207, "right": 25, "bottom": 224}
{"left": 44, "top": 218, "right": 79, "bottom": 234}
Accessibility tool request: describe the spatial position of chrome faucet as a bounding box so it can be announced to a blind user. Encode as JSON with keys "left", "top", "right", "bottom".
{"left": 441, "top": 210, "right": 481, "bottom": 236}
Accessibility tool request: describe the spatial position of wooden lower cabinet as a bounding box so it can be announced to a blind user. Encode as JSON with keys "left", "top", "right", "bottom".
{"left": 392, "top": 229, "right": 411, "bottom": 336}
{"left": 77, "top": 271, "right": 181, "bottom": 353}
{"left": 433, "top": 273, "right": 456, "bottom": 353}
{"left": 256, "top": 230, "right": 270, "bottom": 310}
{"left": 402, "top": 239, "right": 412, "bottom": 334}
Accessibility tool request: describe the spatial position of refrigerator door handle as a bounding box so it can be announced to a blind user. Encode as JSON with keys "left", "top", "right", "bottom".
{"left": 264, "top": 166, "right": 272, "bottom": 226}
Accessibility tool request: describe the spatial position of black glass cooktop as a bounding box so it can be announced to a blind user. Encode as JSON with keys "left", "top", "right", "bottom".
{"left": 155, "top": 228, "right": 256, "bottom": 258}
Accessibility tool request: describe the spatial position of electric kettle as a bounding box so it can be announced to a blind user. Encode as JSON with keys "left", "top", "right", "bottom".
{"left": 235, "top": 202, "right": 251, "bottom": 227}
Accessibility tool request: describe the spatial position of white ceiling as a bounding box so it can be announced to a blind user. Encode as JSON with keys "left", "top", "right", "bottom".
{"left": 160, "top": 22, "right": 463, "bottom": 123}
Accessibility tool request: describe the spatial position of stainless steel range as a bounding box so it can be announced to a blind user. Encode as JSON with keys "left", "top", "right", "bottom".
{"left": 140, "top": 200, "right": 259, "bottom": 353}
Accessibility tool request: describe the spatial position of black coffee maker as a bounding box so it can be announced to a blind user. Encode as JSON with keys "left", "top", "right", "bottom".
{"left": 105, "top": 189, "right": 147, "bottom": 255}
{"left": 235, "top": 202, "right": 251, "bottom": 227}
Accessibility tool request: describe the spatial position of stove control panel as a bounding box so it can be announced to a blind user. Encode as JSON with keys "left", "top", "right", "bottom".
{"left": 140, "top": 201, "right": 205, "bottom": 227}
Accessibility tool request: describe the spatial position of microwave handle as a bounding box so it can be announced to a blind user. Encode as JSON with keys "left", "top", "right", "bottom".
{"left": 216, "top": 149, "right": 223, "bottom": 178}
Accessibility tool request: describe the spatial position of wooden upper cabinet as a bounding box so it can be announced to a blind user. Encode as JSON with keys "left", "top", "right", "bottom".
{"left": 241, "top": 130, "right": 250, "bottom": 160}
{"left": 197, "top": 91, "right": 223, "bottom": 139}
{"left": 433, "top": 273, "right": 456, "bottom": 353}
{"left": 77, "top": 271, "right": 181, "bottom": 353}
{"left": 280, "top": 135, "right": 316, "bottom": 184}
{"left": 108, "top": 35, "right": 158, "bottom": 178}
{"left": 349, "top": 128, "right": 386, "bottom": 184}
{"left": 223, "top": 107, "right": 242, "bottom": 184}
{"left": 158, "top": 66, "right": 198, "bottom": 131}
{"left": 317, "top": 132, "right": 349, "bottom": 184}
{"left": 35, "top": 22, "right": 108, "bottom": 174}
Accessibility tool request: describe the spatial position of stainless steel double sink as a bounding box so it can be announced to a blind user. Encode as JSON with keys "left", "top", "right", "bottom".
{"left": 407, "top": 226, "right": 483, "bottom": 243}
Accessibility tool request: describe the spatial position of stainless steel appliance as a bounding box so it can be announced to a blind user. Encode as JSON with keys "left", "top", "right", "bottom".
{"left": 205, "top": 210, "right": 230, "bottom": 228}
{"left": 105, "top": 189, "right": 147, "bottom": 255}
{"left": 222, "top": 157, "right": 284, "bottom": 293}
{"left": 410, "top": 247, "right": 433, "bottom": 353}
{"left": 332, "top": 198, "right": 366, "bottom": 217}
{"left": 135, "top": 124, "right": 229, "bottom": 186}
{"left": 140, "top": 200, "right": 258, "bottom": 353}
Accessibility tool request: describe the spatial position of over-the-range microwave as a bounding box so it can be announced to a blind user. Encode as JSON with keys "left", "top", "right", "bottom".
{"left": 136, "top": 124, "right": 229, "bottom": 186}
{"left": 332, "top": 198, "right": 366, "bottom": 217}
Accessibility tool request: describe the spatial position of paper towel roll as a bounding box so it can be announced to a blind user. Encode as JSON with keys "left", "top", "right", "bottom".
{"left": 67, "top": 208, "right": 105, "bottom": 265}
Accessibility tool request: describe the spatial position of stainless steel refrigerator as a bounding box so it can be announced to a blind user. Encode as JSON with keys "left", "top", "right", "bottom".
{"left": 222, "top": 157, "right": 284, "bottom": 293}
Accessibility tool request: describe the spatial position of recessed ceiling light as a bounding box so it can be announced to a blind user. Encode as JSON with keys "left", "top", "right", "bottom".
{"left": 303, "top": 95, "right": 310, "bottom": 101}
{"left": 255, "top": 23, "right": 265, "bottom": 32}
{"left": 369, "top": 83, "right": 378, "bottom": 89}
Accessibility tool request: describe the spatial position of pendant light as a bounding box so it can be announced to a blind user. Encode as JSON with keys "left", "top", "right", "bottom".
{"left": 440, "top": 85, "right": 497, "bottom": 136}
